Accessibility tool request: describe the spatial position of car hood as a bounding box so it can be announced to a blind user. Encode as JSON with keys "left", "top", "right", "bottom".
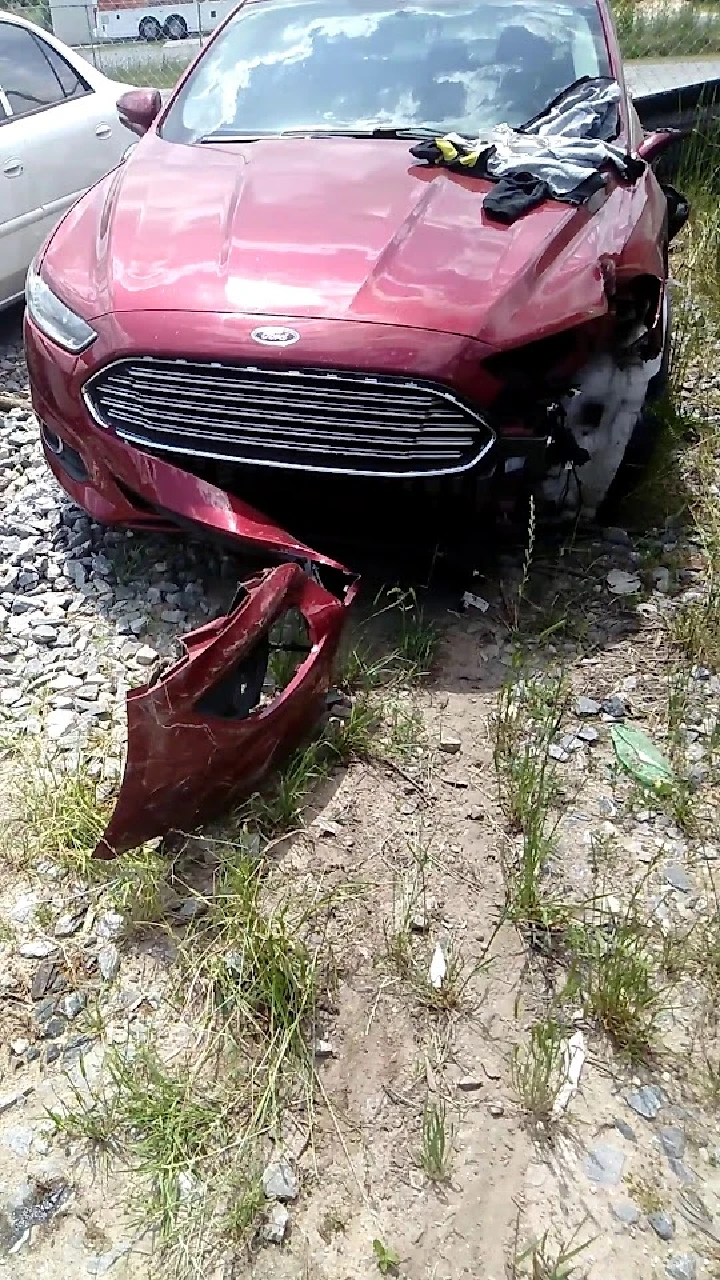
{"left": 47, "top": 131, "right": 615, "bottom": 343}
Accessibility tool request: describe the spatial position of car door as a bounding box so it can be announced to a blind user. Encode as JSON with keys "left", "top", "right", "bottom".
{"left": 0, "top": 20, "right": 125, "bottom": 284}
{"left": 0, "top": 68, "right": 38, "bottom": 305}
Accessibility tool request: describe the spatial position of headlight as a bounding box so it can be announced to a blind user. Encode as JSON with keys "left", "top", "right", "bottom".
{"left": 25, "top": 268, "right": 97, "bottom": 353}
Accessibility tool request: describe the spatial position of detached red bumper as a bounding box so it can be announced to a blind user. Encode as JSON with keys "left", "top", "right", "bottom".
{"left": 96, "top": 562, "right": 355, "bottom": 858}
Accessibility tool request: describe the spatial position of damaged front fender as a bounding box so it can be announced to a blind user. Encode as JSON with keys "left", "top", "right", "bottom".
{"left": 95, "top": 560, "right": 356, "bottom": 859}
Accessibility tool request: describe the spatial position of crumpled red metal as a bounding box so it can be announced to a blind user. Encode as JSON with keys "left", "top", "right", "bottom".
{"left": 95, "top": 529, "right": 357, "bottom": 859}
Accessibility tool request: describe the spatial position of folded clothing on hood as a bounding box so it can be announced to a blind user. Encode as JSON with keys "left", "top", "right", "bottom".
{"left": 409, "top": 78, "right": 645, "bottom": 224}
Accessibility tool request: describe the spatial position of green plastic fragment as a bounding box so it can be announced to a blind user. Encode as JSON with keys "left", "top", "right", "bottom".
{"left": 610, "top": 723, "right": 674, "bottom": 790}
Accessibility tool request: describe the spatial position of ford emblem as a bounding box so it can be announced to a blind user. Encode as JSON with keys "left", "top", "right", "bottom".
{"left": 251, "top": 326, "right": 300, "bottom": 347}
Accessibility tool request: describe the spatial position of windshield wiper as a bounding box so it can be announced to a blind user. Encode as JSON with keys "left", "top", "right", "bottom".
{"left": 280, "top": 125, "right": 451, "bottom": 139}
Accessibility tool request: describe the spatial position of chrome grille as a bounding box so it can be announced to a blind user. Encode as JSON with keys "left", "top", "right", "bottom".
{"left": 84, "top": 358, "right": 494, "bottom": 478}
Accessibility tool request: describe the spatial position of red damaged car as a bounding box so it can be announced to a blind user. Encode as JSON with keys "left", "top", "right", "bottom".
{"left": 24, "top": 0, "right": 685, "bottom": 855}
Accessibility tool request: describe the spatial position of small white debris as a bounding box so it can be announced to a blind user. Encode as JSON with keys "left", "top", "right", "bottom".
{"left": 314, "top": 1039, "right": 334, "bottom": 1060}
{"left": 488, "top": 1100, "right": 505, "bottom": 1117}
{"left": 96, "top": 911, "right": 125, "bottom": 941}
{"left": 18, "top": 940, "right": 57, "bottom": 960}
{"left": 97, "top": 944, "right": 120, "bottom": 982}
{"left": 462, "top": 591, "right": 490, "bottom": 612}
{"left": 607, "top": 569, "right": 641, "bottom": 596}
{"left": 439, "top": 729, "right": 461, "bottom": 754}
{"left": 429, "top": 943, "right": 446, "bottom": 990}
{"left": 552, "top": 1029, "right": 586, "bottom": 1116}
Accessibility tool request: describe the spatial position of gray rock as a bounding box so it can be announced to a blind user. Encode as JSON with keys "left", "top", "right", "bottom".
{"left": 666, "top": 1254, "right": 697, "bottom": 1280}
{"left": 3, "top": 1127, "right": 34, "bottom": 1158}
{"left": 668, "top": 1157, "right": 698, "bottom": 1185}
{"left": 665, "top": 865, "right": 692, "bottom": 893}
{"left": 585, "top": 1141, "right": 625, "bottom": 1186}
{"left": 576, "top": 696, "right": 601, "bottom": 717}
{"left": 60, "top": 991, "right": 85, "bottom": 1020}
{"left": 31, "top": 961, "right": 57, "bottom": 1000}
{"left": 660, "top": 1126, "right": 686, "bottom": 1161}
{"left": 614, "top": 1117, "right": 637, "bottom": 1142}
{"left": 262, "top": 1158, "right": 299, "bottom": 1202}
{"left": 648, "top": 1211, "right": 674, "bottom": 1241}
{"left": 54, "top": 910, "right": 84, "bottom": 938}
{"left": 261, "top": 1201, "right": 289, "bottom": 1245}
{"left": 611, "top": 1199, "right": 641, "bottom": 1225}
{"left": 577, "top": 725, "right": 599, "bottom": 744}
{"left": 604, "top": 527, "right": 632, "bottom": 546}
{"left": 548, "top": 743, "right": 570, "bottom": 762}
{"left": 134, "top": 644, "right": 158, "bottom": 666}
{"left": 97, "top": 944, "right": 120, "bottom": 982}
{"left": 45, "top": 708, "right": 75, "bottom": 740}
{"left": 626, "top": 1085, "right": 662, "bottom": 1119}
{"left": 40, "top": 1016, "right": 66, "bottom": 1040}
{"left": 602, "top": 695, "right": 626, "bottom": 720}
{"left": 86, "top": 1244, "right": 130, "bottom": 1275}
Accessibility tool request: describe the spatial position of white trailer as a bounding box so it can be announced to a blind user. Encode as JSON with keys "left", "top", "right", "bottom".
{"left": 94, "top": 0, "right": 233, "bottom": 42}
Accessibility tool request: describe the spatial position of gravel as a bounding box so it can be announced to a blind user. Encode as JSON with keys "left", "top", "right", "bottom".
{"left": 0, "top": 325, "right": 234, "bottom": 800}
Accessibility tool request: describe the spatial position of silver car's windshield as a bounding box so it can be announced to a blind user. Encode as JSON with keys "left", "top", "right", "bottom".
{"left": 162, "top": 0, "right": 612, "bottom": 144}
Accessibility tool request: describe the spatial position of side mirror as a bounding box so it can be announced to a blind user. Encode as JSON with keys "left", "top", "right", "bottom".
{"left": 117, "top": 88, "right": 162, "bottom": 137}
{"left": 637, "top": 128, "right": 687, "bottom": 164}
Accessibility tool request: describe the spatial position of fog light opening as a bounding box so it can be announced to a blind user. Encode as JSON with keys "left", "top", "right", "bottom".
{"left": 42, "top": 425, "right": 64, "bottom": 456}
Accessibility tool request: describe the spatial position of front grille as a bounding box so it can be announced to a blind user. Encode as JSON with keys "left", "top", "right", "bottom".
{"left": 83, "top": 358, "right": 494, "bottom": 479}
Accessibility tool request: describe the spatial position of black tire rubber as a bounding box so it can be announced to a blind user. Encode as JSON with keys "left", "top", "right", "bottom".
{"left": 139, "top": 15, "right": 163, "bottom": 39}
{"left": 163, "top": 13, "right": 188, "bottom": 39}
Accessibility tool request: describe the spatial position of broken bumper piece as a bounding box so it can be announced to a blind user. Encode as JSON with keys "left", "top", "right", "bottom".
{"left": 95, "top": 534, "right": 357, "bottom": 859}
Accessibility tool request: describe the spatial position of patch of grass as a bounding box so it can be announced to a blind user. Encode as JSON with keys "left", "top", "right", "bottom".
{"left": 246, "top": 738, "right": 328, "bottom": 837}
{"left": 56, "top": 1040, "right": 231, "bottom": 1241}
{"left": 511, "top": 1016, "right": 565, "bottom": 1125}
{"left": 13, "top": 747, "right": 109, "bottom": 866}
{"left": 109, "top": 54, "right": 192, "bottom": 89}
{"left": 182, "top": 844, "right": 317, "bottom": 1057}
{"left": 513, "top": 1226, "right": 593, "bottom": 1279}
{"left": 624, "top": 1173, "right": 663, "bottom": 1216}
{"left": 566, "top": 913, "right": 663, "bottom": 1061}
{"left": 383, "top": 696, "right": 426, "bottom": 763}
{"left": 373, "top": 1239, "right": 400, "bottom": 1276}
{"left": 616, "top": 0, "right": 720, "bottom": 58}
{"left": 494, "top": 668, "right": 571, "bottom": 932}
{"left": 420, "top": 1095, "right": 452, "bottom": 1183}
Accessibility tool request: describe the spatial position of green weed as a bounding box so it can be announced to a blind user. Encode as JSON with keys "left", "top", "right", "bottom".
{"left": 420, "top": 1095, "right": 452, "bottom": 1183}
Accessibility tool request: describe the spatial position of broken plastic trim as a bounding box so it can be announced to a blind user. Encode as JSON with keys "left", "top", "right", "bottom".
{"left": 95, "top": 554, "right": 357, "bottom": 858}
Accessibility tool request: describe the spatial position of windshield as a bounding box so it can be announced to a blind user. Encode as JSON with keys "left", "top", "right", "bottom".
{"left": 162, "top": 0, "right": 612, "bottom": 144}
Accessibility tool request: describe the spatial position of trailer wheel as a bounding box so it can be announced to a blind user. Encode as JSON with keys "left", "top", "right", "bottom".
{"left": 139, "top": 15, "right": 163, "bottom": 39}
{"left": 164, "top": 13, "right": 188, "bottom": 38}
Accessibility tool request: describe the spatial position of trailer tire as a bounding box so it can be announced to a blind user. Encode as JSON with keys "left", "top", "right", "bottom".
{"left": 139, "top": 15, "right": 163, "bottom": 39}
{"left": 164, "top": 13, "right": 188, "bottom": 38}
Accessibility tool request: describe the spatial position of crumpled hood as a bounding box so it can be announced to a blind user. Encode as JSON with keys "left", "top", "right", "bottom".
{"left": 46, "top": 130, "right": 619, "bottom": 344}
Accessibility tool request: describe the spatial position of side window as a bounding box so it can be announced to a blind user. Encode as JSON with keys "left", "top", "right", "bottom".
{"left": 0, "top": 21, "right": 78, "bottom": 118}
{"left": 36, "top": 37, "right": 91, "bottom": 102}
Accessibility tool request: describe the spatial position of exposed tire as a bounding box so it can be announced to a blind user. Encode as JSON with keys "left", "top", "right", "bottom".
{"left": 139, "top": 15, "right": 163, "bottom": 39}
{"left": 163, "top": 13, "right": 188, "bottom": 39}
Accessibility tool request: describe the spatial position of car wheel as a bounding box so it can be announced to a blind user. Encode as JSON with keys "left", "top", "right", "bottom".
{"left": 541, "top": 285, "right": 672, "bottom": 520}
{"left": 163, "top": 13, "right": 188, "bottom": 39}
{"left": 139, "top": 15, "right": 163, "bottom": 39}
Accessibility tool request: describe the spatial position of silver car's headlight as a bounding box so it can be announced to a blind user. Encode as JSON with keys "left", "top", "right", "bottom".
{"left": 25, "top": 268, "right": 97, "bottom": 353}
